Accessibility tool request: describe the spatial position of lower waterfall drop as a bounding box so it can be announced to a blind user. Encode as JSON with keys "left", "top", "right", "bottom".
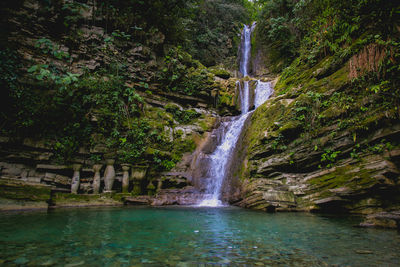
{"left": 198, "top": 80, "right": 273, "bottom": 207}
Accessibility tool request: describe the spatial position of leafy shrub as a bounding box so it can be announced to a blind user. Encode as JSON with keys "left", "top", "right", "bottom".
{"left": 320, "top": 149, "right": 341, "bottom": 168}
{"left": 160, "top": 46, "right": 215, "bottom": 96}
{"left": 165, "top": 103, "right": 200, "bottom": 124}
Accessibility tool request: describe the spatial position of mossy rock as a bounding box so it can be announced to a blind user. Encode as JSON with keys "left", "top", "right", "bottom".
{"left": 209, "top": 67, "right": 231, "bottom": 79}
{"left": 51, "top": 192, "right": 123, "bottom": 206}
{"left": 278, "top": 120, "right": 303, "bottom": 139}
{"left": 307, "top": 160, "right": 378, "bottom": 194}
{"left": 145, "top": 147, "right": 171, "bottom": 157}
{"left": 165, "top": 103, "right": 183, "bottom": 112}
{"left": 195, "top": 115, "right": 217, "bottom": 132}
{"left": 0, "top": 179, "right": 51, "bottom": 202}
{"left": 245, "top": 99, "right": 287, "bottom": 152}
{"left": 319, "top": 106, "right": 346, "bottom": 121}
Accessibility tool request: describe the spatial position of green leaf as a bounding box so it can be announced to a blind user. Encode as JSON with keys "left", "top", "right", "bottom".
{"left": 27, "top": 65, "right": 38, "bottom": 73}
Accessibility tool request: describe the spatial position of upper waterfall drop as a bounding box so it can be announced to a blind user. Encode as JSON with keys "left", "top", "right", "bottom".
{"left": 239, "top": 22, "right": 256, "bottom": 77}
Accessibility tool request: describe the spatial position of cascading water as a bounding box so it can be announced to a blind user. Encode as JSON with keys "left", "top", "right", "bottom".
{"left": 197, "top": 113, "right": 251, "bottom": 207}
{"left": 238, "top": 81, "right": 250, "bottom": 114}
{"left": 239, "top": 22, "right": 256, "bottom": 77}
{"left": 198, "top": 23, "right": 273, "bottom": 207}
{"left": 254, "top": 80, "right": 274, "bottom": 108}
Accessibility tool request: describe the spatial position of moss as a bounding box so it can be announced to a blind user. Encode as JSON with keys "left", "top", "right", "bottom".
{"left": 171, "top": 136, "right": 196, "bottom": 160}
{"left": 165, "top": 104, "right": 200, "bottom": 124}
{"left": 274, "top": 55, "right": 346, "bottom": 96}
{"left": 319, "top": 106, "right": 346, "bottom": 121}
{"left": 196, "top": 115, "right": 217, "bottom": 132}
{"left": 165, "top": 103, "right": 182, "bottom": 113}
{"left": 328, "top": 66, "right": 349, "bottom": 89}
{"left": 278, "top": 120, "right": 303, "bottom": 138}
{"left": 216, "top": 78, "right": 240, "bottom": 114}
{"left": 307, "top": 161, "right": 377, "bottom": 194}
{"left": 145, "top": 147, "right": 170, "bottom": 157}
{"left": 53, "top": 193, "right": 102, "bottom": 203}
{"left": 245, "top": 100, "right": 287, "bottom": 154}
{"left": 147, "top": 107, "right": 174, "bottom": 127}
{"left": 250, "top": 27, "right": 258, "bottom": 59}
{"left": 52, "top": 192, "right": 123, "bottom": 205}
{"left": 208, "top": 66, "right": 231, "bottom": 79}
{"left": 147, "top": 182, "right": 156, "bottom": 196}
{"left": 219, "top": 92, "right": 234, "bottom": 106}
{"left": 112, "top": 193, "right": 131, "bottom": 202}
{"left": 0, "top": 180, "right": 51, "bottom": 202}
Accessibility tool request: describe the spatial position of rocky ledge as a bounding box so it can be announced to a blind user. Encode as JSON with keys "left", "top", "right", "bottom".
{"left": 125, "top": 187, "right": 204, "bottom": 206}
{"left": 360, "top": 211, "right": 400, "bottom": 229}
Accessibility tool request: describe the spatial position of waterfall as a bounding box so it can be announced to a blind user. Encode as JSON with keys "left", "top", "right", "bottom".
{"left": 239, "top": 22, "right": 256, "bottom": 77}
{"left": 198, "top": 23, "right": 272, "bottom": 207}
{"left": 238, "top": 81, "right": 250, "bottom": 114}
{"left": 254, "top": 80, "right": 273, "bottom": 108}
{"left": 197, "top": 113, "right": 251, "bottom": 207}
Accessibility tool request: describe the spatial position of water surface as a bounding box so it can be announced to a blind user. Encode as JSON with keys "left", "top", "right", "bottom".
{"left": 1, "top": 206, "right": 399, "bottom": 266}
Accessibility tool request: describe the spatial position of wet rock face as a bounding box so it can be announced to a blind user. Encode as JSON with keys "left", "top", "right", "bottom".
{"left": 237, "top": 96, "right": 400, "bottom": 218}
{"left": 359, "top": 211, "right": 400, "bottom": 229}
{"left": 0, "top": 179, "right": 51, "bottom": 211}
{"left": 0, "top": 0, "right": 227, "bottom": 206}
{"left": 125, "top": 187, "right": 204, "bottom": 206}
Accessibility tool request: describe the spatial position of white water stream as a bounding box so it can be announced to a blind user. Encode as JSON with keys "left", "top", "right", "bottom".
{"left": 239, "top": 22, "right": 256, "bottom": 77}
{"left": 199, "top": 23, "right": 273, "bottom": 207}
{"left": 197, "top": 24, "right": 272, "bottom": 206}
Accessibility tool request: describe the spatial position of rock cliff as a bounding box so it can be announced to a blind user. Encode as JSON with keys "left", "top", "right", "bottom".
{"left": 235, "top": 50, "right": 400, "bottom": 227}
{"left": 0, "top": 0, "right": 241, "bottom": 209}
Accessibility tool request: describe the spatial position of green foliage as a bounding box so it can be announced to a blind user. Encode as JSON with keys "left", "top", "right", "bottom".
{"left": 256, "top": 0, "right": 400, "bottom": 72}
{"left": 35, "top": 38, "right": 70, "bottom": 60}
{"left": 350, "top": 144, "right": 361, "bottom": 160}
{"left": 291, "top": 92, "right": 323, "bottom": 130}
{"left": 367, "top": 139, "right": 394, "bottom": 154}
{"left": 0, "top": 48, "right": 22, "bottom": 132}
{"left": 184, "top": 0, "right": 248, "bottom": 66}
{"left": 112, "top": 30, "right": 131, "bottom": 40}
{"left": 28, "top": 64, "right": 80, "bottom": 92}
{"left": 271, "top": 133, "right": 286, "bottom": 151}
{"left": 160, "top": 46, "right": 215, "bottom": 96}
{"left": 288, "top": 151, "right": 295, "bottom": 165}
{"left": 351, "top": 38, "right": 400, "bottom": 114}
{"left": 117, "top": 121, "right": 150, "bottom": 163}
{"left": 320, "top": 149, "right": 341, "bottom": 168}
{"left": 62, "top": 1, "right": 89, "bottom": 28}
{"left": 104, "top": 30, "right": 132, "bottom": 44}
{"left": 165, "top": 104, "right": 200, "bottom": 124}
{"left": 0, "top": 0, "right": 252, "bottom": 173}
{"left": 54, "top": 136, "right": 79, "bottom": 164}
{"left": 89, "top": 154, "right": 102, "bottom": 163}
{"left": 152, "top": 150, "right": 176, "bottom": 171}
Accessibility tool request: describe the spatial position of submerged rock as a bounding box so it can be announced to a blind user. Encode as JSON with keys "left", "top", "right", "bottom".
{"left": 359, "top": 211, "right": 400, "bottom": 229}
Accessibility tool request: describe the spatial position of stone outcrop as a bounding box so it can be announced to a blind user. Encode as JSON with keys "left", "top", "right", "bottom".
{"left": 233, "top": 60, "right": 400, "bottom": 227}
{"left": 0, "top": 0, "right": 228, "bottom": 210}
{"left": 126, "top": 187, "right": 204, "bottom": 206}
{"left": 360, "top": 211, "right": 400, "bottom": 229}
{"left": 237, "top": 100, "right": 400, "bottom": 213}
{"left": 0, "top": 179, "right": 51, "bottom": 211}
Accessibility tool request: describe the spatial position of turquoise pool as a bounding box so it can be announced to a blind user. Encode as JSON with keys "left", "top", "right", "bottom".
{"left": 1, "top": 206, "right": 399, "bottom": 266}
